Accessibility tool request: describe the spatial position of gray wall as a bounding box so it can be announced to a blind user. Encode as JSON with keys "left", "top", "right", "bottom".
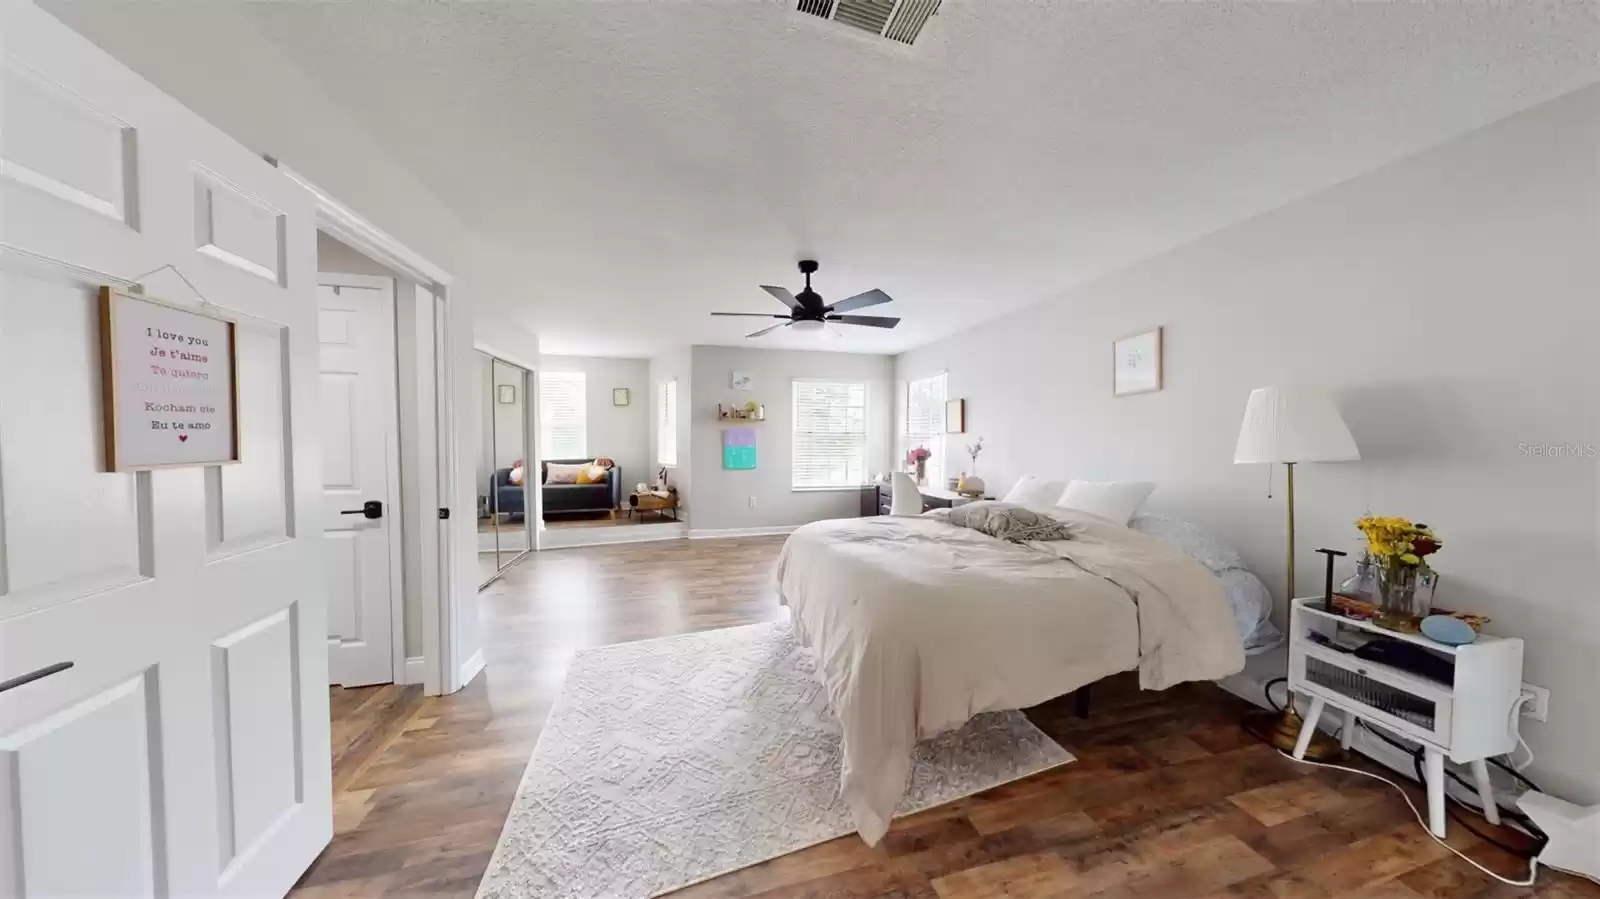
{"left": 539, "top": 355, "right": 651, "bottom": 491}
{"left": 690, "top": 345, "right": 894, "bottom": 532}
{"left": 896, "top": 87, "right": 1600, "bottom": 805}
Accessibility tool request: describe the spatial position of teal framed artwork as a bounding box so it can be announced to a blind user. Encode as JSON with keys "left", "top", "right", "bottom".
{"left": 722, "top": 427, "right": 756, "bottom": 470}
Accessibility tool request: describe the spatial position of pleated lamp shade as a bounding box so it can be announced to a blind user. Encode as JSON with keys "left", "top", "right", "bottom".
{"left": 1234, "top": 387, "right": 1360, "bottom": 464}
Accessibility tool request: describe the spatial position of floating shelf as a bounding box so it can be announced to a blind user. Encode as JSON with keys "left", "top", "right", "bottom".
{"left": 717, "top": 403, "right": 766, "bottom": 422}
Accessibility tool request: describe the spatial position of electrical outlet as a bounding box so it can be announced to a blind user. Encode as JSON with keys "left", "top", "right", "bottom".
{"left": 748, "top": 496, "right": 757, "bottom": 509}
{"left": 1520, "top": 683, "right": 1550, "bottom": 722}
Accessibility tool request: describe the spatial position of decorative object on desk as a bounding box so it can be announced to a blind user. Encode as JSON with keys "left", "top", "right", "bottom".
{"left": 612, "top": 387, "right": 629, "bottom": 406}
{"left": 1314, "top": 548, "right": 1347, "bottom": 613}
{"left": 1233, "top": 386, "right": 1359, "bottom": 760}
{"left": 945, "top": 398, "right": 966, "bottom": 433}
{"left": 722, "top": 427, "right": 757, "bottom": 470}
{"left": 731, "top": 371, "right": 753, "bottom": 390}
{"left": 100, "top": 287, "right": 241, "bottom": 471}
{"left": 636, "top": 482, "right": 649, "bottom": 494}
{"left": 905, "top": 445, "right": 932, "bottom": 485}
{"left": 497, "top": 383, "right": 516, "bottom": 404}
{"left": 946, "top": 476, "right": 960, "bottom": 491}
{"left": 957, "top": 436, "right": 986, "bottom": 496}
{"left": 1420, "top": 615, "right": 1477, "bottom": 646}
{"left": 1338, "top": 553, "right": 1377, "bottom": 602}
{"left": 1112, "top": 326, "right": 1163, "bottom": 396}
{"left": 1356, "top": 516, "right": 1443, "bottom": 626}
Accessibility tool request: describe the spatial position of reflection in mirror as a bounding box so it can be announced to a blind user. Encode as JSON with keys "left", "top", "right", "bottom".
{"left": 492, "top": 358, "right": 530, "bottom": 571}
{"left": 478, "top": 351, "right": 533, "bottom": 588}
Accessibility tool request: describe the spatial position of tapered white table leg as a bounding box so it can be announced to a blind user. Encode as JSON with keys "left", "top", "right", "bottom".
{"left": 1341, "top": 708, "right": 1356, "bottom": 750}
{"left": 1470, "top": 758, "right": 1501, "bottom": 825}
{"left": 1292, "top": 695, "right": 1326, "bottom": 760}
{"left": 1424, "top": 748, "right": 1447, "bottom": 837}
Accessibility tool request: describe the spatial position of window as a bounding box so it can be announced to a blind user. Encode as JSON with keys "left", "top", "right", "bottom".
{"left": 792, "top": 379, "right": 868, "bottom": 489}
{"left": 657, "top": 379, "right": 678, "bottom": 466}
{"left": 902, "top": 372, "right": 947, "bottom": 486}
{"left": 539, "top": 371, "right": 586, "bottom": 459}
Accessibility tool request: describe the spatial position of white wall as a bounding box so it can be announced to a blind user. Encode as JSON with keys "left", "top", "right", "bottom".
{"left": 40, "top": 2, "right": 539, "bottom": 689}
{"left": 538, "top": 355, "right": 651, "bottom": 490}
{"left": 689, "top": 346, "right": 893, "bottom": 532}
{"left": 896, "top": 86, "right": 1600, "bottom": 805}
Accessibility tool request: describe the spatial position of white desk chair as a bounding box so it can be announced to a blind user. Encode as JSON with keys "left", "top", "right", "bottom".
{"left": 890, "top": 472, "right": 924, "bottom": 516}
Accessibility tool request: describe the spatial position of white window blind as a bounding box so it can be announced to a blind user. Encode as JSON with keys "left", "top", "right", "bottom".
{"left": 902, "top": 373, "right": 947, "bottom": 485}
{"left": 539, "top": 371, "right": 587, "bottom": 459}
{"left": 657, "top": 379, "right": 678, "bottom": 466}
{"left": 792, "top": 380, "right": 868, "bottom": 489}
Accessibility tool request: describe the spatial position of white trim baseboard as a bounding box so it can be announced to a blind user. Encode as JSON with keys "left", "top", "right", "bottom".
{"left": 687, "top": 525, "right": 800, "bottom": 540}
{"left": 541, "top": 522, "right": 687, "bottom": 549}
{"left": 458, "top": 648, "right": 486, "bottom": 689}
{"left": 401, "top": 656, "right": 427, "bottom": 686}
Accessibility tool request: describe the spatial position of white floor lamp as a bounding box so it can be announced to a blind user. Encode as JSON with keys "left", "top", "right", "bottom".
{"left": 1234, "top": 386, "right": 1361, "bottom": 758}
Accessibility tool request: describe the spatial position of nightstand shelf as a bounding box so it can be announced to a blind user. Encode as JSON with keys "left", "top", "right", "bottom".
{"left": 1287, "top": 597, "right": 1524, "bottom": 837}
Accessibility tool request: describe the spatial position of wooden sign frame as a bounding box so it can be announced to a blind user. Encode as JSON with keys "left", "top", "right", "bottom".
{"left": 100, "top": 286, "right": 242, "bottom": 471}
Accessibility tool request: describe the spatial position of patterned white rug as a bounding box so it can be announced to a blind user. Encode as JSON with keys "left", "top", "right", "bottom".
{"left": 476, "top": 621, "right": 1073, "bottom": 899}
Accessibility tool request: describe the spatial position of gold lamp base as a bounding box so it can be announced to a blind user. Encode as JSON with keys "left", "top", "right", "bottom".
{"left": 1242, "top": 703, "right": 1343, "bottom": 761}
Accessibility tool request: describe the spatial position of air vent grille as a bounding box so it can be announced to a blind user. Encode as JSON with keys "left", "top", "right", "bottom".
{"left": 834, "top": 0, "right": 895, "bottom": 34}
{"left": 797, "top": 0, "right": 940, "bottom": 45}
{"left": 883, "top": 0, "right": 940, "bottom": 45}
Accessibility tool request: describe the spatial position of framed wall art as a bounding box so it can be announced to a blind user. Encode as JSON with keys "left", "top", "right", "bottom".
{"left": 1113, "top": 326, "right": 1163, "bottom": 397}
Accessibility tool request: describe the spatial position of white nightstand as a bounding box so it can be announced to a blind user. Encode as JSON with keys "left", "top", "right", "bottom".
{"left": 1286, "top": 597, "right": 1524, "bottom": 837}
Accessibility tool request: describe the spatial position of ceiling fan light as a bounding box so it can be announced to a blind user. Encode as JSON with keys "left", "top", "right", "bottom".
{"left": 792, "top": 318, "right": 825, "bottom": 333}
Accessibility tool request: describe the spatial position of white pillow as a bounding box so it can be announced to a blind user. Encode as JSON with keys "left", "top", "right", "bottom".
{"left": 1056, "top": 480, "right": 1155, "bottom": 525}
{"left": 1003, "top": 474, "right": 1065, "bottom": 506}
{"left": 545, "top": 461, "right": 588, "bottom": 485}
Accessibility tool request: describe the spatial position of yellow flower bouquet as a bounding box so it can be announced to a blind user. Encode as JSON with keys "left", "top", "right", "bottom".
{"left": 1356, "top": 515, "right": 1442, "bottom": 623}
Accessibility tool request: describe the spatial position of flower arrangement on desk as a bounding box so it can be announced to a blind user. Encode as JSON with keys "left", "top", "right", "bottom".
{"left": 905, "top": 445, "right": 932, "bottom": 485}
{"left": 957, "top": 436, "right": 986, "bottom": 496}
{"left": 1356, "top": 515, "right": 1443, "bottom": 624}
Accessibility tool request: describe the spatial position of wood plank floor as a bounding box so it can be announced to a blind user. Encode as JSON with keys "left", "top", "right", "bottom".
{"left": 294, "top": 536, "right": 1598, "bottom": 899}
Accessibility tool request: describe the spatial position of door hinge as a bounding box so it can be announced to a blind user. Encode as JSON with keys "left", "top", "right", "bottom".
{"left": 438, "top": 507, "right": 451, "bottom": 520}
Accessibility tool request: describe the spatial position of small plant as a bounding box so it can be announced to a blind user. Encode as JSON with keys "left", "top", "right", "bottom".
{"left": 965, "top": 436, "right": 984, "bottom": 472}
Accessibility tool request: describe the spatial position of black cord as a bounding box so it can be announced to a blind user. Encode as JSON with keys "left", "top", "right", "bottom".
{"left": 1264, "top": 677, "right": 1287, "bottom": 713}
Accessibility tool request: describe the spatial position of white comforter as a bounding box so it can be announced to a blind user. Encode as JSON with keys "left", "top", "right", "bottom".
{"left": 776, "top": 507, "right": 1245, "bottom": 844}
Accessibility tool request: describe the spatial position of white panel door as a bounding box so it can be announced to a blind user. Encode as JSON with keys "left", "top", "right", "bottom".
{"left": 318, "top": 277, "right": 401, "bottom": 687}
{"left": 0, "top": 3, "right": 332, "bottom": 897}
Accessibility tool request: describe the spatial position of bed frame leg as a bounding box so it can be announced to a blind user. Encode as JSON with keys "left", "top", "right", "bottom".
{"left": 1074, "top": 685, "right": 1091, "bottom": 718}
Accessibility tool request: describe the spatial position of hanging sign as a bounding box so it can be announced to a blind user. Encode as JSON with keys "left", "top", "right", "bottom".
{"left": 100, "top": 286, "right": 240, "bottom": 470}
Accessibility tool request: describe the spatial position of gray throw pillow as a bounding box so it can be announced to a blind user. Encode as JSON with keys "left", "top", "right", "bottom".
{"left": 946, "top": 501, "right": 1075, "bottom": 544}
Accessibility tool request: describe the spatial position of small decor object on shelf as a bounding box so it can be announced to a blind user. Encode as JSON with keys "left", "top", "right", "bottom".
{"left": 1356, "top": 515, "right": 1443, "bottom": 627}
{"left": 957, "top": 436, "right": 986, "bottom": 496}
{"left": 716, "top": 403, "right": 765, "bottom": 421}
{"left": 905, "top": 445, "right": 932, "bottom": 485}
{"left": 1113, "top": 326, "right": 1163, "bottom": 396}
{"left": 612, "top": 387, "right": 629, "bottom": 406}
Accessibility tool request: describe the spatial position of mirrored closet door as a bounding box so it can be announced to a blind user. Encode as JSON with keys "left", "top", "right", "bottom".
{"left": 476, "top": 351, "right": 532, "bottom": 587}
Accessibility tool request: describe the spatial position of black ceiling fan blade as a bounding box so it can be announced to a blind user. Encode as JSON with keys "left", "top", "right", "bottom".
{"left": 760, "top": 285, "right": 802, "bottom": 310}
{"left": 827, "top": 314, "right": 900, "bottom": 329}
{"left": 747, "top": 321, "right": 793, "bottom": 338}
{"left": 826, "top": 288, "right": 892, "bottom": 314}
{"left": 711, "top": 312, "right": 789, "bottom": 318}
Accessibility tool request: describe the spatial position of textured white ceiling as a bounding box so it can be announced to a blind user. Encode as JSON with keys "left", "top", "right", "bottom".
{"left": 113, "top": 3, "right": 1600, "bottom": 355}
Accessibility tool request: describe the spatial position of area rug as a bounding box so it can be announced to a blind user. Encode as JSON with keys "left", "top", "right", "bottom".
{"left": 476, "top": 621, "right": 1073, "bottom": 899}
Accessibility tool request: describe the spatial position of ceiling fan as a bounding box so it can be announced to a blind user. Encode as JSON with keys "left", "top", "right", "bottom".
{"left": 711, "top": 260, "right": 899, "bottom": 338}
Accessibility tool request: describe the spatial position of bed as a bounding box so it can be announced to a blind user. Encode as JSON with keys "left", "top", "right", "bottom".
{"left": 775, "top": 504, "right": 1248, "bottom": 845}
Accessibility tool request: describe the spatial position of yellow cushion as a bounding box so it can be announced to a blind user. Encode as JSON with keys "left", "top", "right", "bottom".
{"left": 575, "top": 464, "right": 608, "bottom": 485}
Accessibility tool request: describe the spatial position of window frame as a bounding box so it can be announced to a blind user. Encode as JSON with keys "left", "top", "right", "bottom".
{"left": 657, "top": 378, "right": 678, "bottom": 467}
{"left": 537, "top": 370, "right": 588, "bottom": 460}
{"left": 790, "top": 377, "right": 870, "bottom": 492}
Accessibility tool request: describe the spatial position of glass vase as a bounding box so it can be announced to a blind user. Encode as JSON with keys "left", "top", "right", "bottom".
{"left": 1376, "top": 563, "right": 1436, "bottom": 627}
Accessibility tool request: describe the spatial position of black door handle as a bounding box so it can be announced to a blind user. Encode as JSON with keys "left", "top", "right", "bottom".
{"left": 0, "top": 661, "right": 74, "bottom": 694}
{"left": 341, "top": 501, "right": 383, "bottom": 520}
